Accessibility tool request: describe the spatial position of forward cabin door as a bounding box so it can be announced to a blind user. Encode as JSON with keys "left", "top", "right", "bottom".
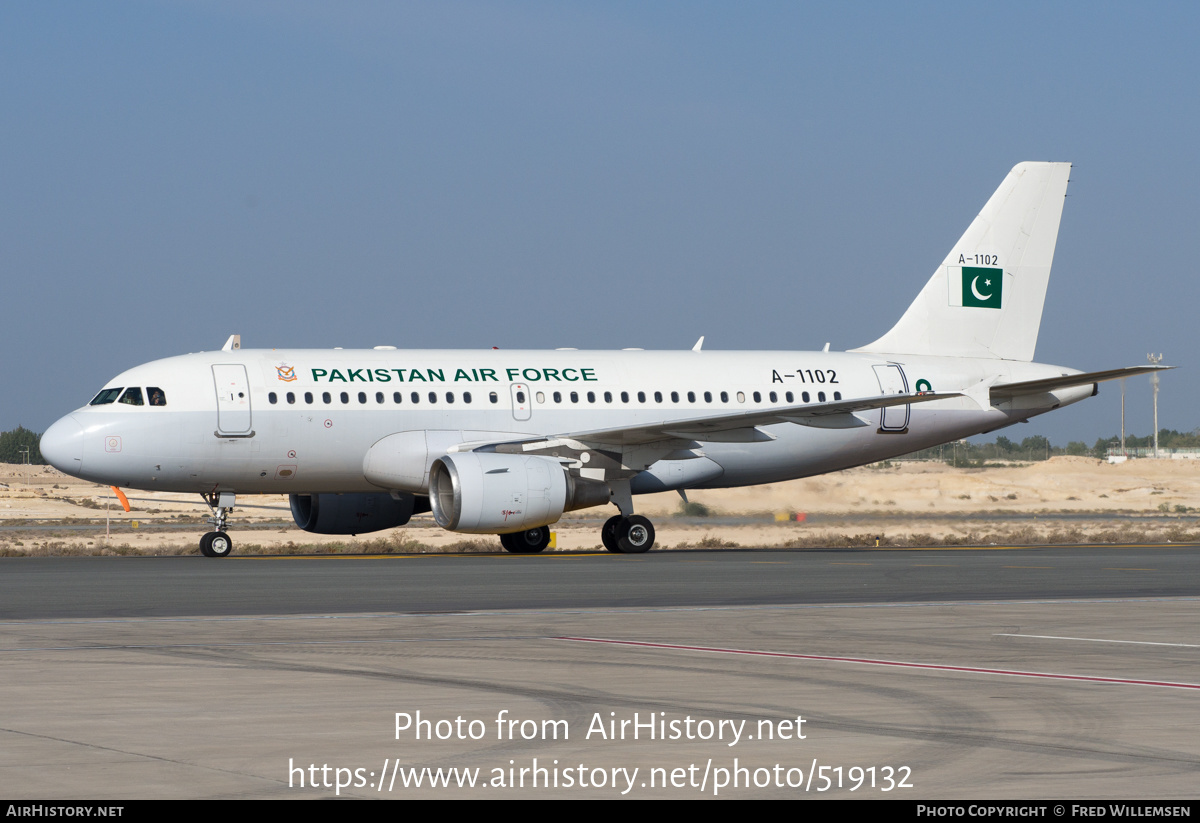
{"left": 213, "top": 364, "right": 253, "bottom": 435}
{"left": 872, "top": 364, "right": 910, "bottom": 433}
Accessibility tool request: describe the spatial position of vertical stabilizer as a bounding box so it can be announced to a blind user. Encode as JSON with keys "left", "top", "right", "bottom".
{"left": 851, "top": 162, "right": 1071, "bottom": 362}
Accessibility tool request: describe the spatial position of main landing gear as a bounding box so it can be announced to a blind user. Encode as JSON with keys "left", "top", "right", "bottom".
{"left": 495, "top": 479, "right": 658, "bottom": 555}
{"left": 200, "top": 492, "right": 236, "bottom": 558}
{"left": 499, "top": 526, "right": 551, "bottom": 554}
{"left": 601, "top": 514, "right": 656, "bottom": 554}
{"left": 498, "top": 518, "right": 656, "bottom": 554}
{"left": 599, "top": 477, "right": 656, "bottom": 554}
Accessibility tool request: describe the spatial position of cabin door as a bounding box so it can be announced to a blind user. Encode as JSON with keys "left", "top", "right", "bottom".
{"left": 213, "top": 364, "right": 253, "bottom": 435}
{"left": 872, "top": 364, "right": 910, "bottom": 433}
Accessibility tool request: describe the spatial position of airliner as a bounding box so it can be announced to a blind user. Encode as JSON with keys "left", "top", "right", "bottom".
{"left": 40, "top": 162, "right": 1165, "bottom": 556}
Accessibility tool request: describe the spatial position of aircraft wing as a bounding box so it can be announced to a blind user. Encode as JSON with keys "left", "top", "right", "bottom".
{"left": 474, "top": 391, "right": 959, "bottom": 450}
{"left": 990, "top": 365, "right": 1172, "bottom": 402}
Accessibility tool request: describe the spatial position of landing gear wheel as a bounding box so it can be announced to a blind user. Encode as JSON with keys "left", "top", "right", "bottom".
{"left": 601, "top": 515, "right": 622, "bottom": 553}
{"left": 616, "top": 515, "right": 655, "bottom": 554}
{"left": 500, "top": 527, "right": 550, "bottom": 554}
{"left": 200, "top": 531, "right": 233, "bottom": 558}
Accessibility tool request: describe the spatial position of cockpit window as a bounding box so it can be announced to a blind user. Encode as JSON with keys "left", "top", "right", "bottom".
{"left": 118, "top": 387, "right": 144, "bottom": 406}
{"left": 90, "top": 388, "right": 123, "bottom": 405}
{"left": 148, "top": 387, "right": 166, "bottom": 406}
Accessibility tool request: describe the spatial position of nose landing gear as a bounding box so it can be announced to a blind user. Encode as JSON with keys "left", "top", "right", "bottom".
{"left": 200, "top": 492, "right": 236, "bottom": 558}
{"left": 200, "top": 530, "right": 233, "bottom": 558}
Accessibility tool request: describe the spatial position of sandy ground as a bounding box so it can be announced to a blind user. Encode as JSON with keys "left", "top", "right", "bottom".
{"left": 2, "top": 457, "right": 1198, "bottom": 555}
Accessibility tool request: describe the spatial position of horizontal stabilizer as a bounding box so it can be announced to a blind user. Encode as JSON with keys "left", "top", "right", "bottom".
{"left": 990, "top": 365, "right": 1172, "bottom": 402}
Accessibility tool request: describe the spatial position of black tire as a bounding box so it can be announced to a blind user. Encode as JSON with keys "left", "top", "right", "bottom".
{"left": 208, "top": 531, "right": 233, "bottom": 558}
{"left": 616, "top": 515, "right": 655, "bottom": 554}
{"left": 601, "top": 515, "right": 622, "bottom": 553}
{"left": 501, "top": 527, "right": 550, "bottom": 554}
{"left": 199, "top": 532, "right": 215, "bottom": 557}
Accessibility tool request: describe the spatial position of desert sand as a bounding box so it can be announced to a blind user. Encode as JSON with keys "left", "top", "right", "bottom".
{"left": 2, "top": 457, "right": 1198, "bottom": 555}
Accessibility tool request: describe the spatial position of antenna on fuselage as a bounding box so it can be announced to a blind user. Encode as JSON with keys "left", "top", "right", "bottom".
{"left": 692, "top": 336, "right": 704, "bottom": 352}
{"left": 222, "top": 334, "right": 241, "bottom": 351}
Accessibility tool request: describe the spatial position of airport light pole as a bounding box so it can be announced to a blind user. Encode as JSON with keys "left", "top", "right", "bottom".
{"left": 1147, "top": 353, "right": 1163, "bottom": 458}
{"left": 1120, "top": 378, "right": 1126, "bottom": 456}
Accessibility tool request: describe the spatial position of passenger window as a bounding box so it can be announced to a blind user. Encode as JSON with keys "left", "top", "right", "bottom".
{"left": 753, "top": 391, "right": 761, "bottom": 403}
{"left": 833, "top": 391, "right": 841, "bottom": 401}
{"left": 737, "top": 392, "right": 746, "bottom": 403}
{"left": 818, "top": 391, "right": 826, "bottom": 402}
{"left": 570, "top": 391, "right": 579, "bottom": 403}
{"left": 769, "top": 391, "right": 777, "bottom": 403}
{"left": 519, "top": 391, "right": 529, "bottom": 404}
{"left": 90, "top": 388, "right": 123, "bottom": 405}
{"left": 670, "top": 391, "right": 679, "bottom": 403}
{"left": 637, "top": 391, "right": 645, "bottom": 403}
{"left": 446, "top": 392, "right": 455, "bottom": 404}
{"left": 687, "top": 391, "right": 696, "bottom": 403}
{"left": 340, "top": 392, "right": 350, "bottom": 404}
{"left": 464, "top": 392, "right": 472, "bottom": 404}
{"left": 118, "top": 387, "right": 144, "bottom": 406}
{"left": 604, "top": 391, "right": 613, "bottom": 403}
{"left": 376, "top": 392, "right": 384, "bottom": 404}
{"left": 322, "top": 392, "right": 331, "bottom": 404}
{"left": 358, "top": 392, "right": 367, "bottom": 404}
{"left": 428, "top": 392, "right": 437, "bottom": 403}
{"left": 654, "top": 391, "right": 663, "bottom": 403}
{"left": 287, "top": 392, "right": 296, "bottom": 404}
{"left": 785, "top": 391, "right": 793, "bottom": 403}
{"left": 489, "top": 392, "right": 498, "bottom": 403}
{"left": 553, "top": 391, "right": 562, "bottom": 403}
{"left": 394, "top": 392, "right": 402, "bottom": 403}
{"left": 720, "top": 391, "right": 728, "bottom": 403}
{"left": 411, "top": 392, "right": 420, "bottom": 404}
{"left": 802, "top": 391, "right": 810, "bottom": 402}
{"left": 703, "top": 391, "right": 711, "bottom": 403}
{"left": 305, "top": 392, "right": 314, "bottom": 404}
{"left": 268, "top": 392, "right": 278, "bottom": 404}
{"left": 586, "top": 391, "right": 595, "bottom": 403}
{"left": 148, "top": 387, "right": 167, "bottom": 406}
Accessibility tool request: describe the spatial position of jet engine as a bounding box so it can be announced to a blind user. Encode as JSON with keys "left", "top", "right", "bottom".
{"left": 429, "top": 452, "right": 609, "bottom": 534}
{"left": 289, "top": 492, "right": 423, "bottom": 535}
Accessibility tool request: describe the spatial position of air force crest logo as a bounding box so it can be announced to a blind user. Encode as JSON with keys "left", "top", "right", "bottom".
{"left": 276, "top": 363, "right": 298, "bottom": 382}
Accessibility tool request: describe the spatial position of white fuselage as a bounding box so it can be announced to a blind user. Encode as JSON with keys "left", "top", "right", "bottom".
{"left": 42, "top": 347, "right": 1089, "bottom": 497}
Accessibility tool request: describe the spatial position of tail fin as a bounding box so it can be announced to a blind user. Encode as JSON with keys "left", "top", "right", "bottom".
{"left": 851, "top": 161, "right": 1071, "bottom": 362}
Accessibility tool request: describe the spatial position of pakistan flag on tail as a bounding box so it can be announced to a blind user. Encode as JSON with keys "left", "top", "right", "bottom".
{"left": 960, "top": 266, "right": 1002, "bottom": 309}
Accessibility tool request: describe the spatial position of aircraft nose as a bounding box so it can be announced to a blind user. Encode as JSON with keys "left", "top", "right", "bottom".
{"left": 41, "top": 415, "right": 84, "bottom": 476}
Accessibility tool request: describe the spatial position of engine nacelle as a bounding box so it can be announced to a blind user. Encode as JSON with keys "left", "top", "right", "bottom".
{"left": 429, "top": 452, "right": 609, "bottom": 534}
{"left": 289, "top": 492, "right": 421, "bottom": 535}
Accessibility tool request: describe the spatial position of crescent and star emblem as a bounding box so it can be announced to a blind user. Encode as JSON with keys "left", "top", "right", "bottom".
{"left": 970, "top": 275, "right": 993, "bottom": 301}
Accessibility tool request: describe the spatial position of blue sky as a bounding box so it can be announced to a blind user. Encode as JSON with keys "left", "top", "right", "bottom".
{"left": 2, "top": 1, "right": 1195, "bottom": 445}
